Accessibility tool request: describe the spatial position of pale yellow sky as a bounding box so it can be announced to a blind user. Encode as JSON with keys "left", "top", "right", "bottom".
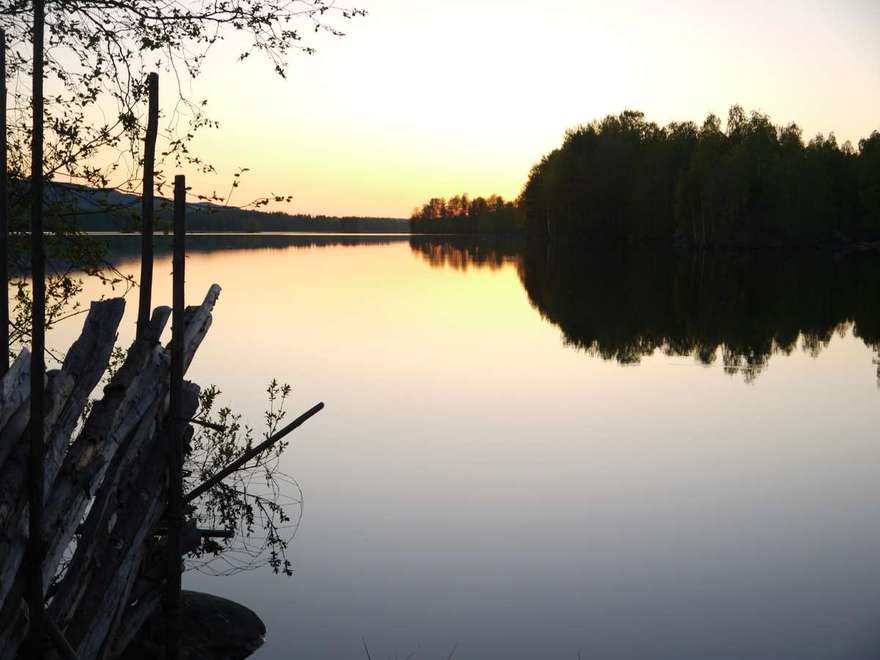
{"left": 170, "top": 0, "right": 880, "bottom": 217}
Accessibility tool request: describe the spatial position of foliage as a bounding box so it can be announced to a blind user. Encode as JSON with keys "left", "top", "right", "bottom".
{"left": 186, "top": 380, "right": 303, "bottom": 576}
{"left": 2, "top": 0, "right": 365, "bottom": 353}
{"left": 521, "top": 107, "right": 880, "bottom": 249}
{"left": 410, "top": 193, "right": 524, "bottom": 235}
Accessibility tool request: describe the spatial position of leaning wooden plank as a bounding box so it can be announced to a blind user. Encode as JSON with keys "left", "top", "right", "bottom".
{"left": 40, "top": 290, "right": 219, "bottom": 604}
{"left": 0, "top": 299, "right": 124, "bottom": 608}
{"left": 0, "top": 349, "right": 29, "bottom": 431}
{"left": 0, "top": 399, "right": 29, "bottom": 473}
{"left": 0, "top": 370, "right": 73, "bottom": 605}
{"left": 1, "top": 291, "right": 215, "bottom": 657}
{"left": 62, "top": 394, "right": 199, "bottom": 660}
{"left": 42, "top": 290, "right": 215, "bottom": 585}
{"left": 47, "top": 378, "right": 193, "bottom": 633}
{"left": 44, "top": 298, "right": 126, "bottom": 488}
{"left": 0, "top": 297, "right": 123, "bottom": 536}
{"left": 181, "top": 285, "right": 220, "bottom": 374}
{"left": 0, "top": 350, "right": 30, "bottom": 470}
{"left": 46, "top": 394, "right": 165, "bottom": 632}
{"left": 0, "top": 368, "right": 57, "bottom": 532}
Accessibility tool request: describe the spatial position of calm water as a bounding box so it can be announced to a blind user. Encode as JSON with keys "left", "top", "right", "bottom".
{"left": 53, "top": 236, "right": 880, "bottom": 659}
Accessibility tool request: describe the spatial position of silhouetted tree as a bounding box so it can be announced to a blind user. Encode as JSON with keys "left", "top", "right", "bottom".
{"left": 521, "top": 107, "right": 879, "bottom": 250}
{"left": 410, "top": 193, "right": 524, "bottom": 235}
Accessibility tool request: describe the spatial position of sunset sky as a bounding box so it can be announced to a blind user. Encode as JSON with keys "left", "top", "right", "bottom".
{"left": 178, "top": 0, "right": 880, "bottom": 218}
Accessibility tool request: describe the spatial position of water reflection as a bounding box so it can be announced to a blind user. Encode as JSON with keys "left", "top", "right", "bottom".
{"left": 410, "top": 237, "right": 880, "bottom": 382}
{"left": 409, "top": 236, "right": 521, "bottom": 271}
{"left": 96, "top": 233, "right": 409, "bottom": 261}
{"left": 79, "top": 234, "right": 880, "bottom": 660}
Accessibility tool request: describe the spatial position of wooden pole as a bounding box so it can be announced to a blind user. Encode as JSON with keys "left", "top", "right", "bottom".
{"left": 164, "top": 174, "right": 186, "bottom": 660}
{"left": 0, "top": 28, "right": 8, "bottom": 376}
{"left": 185, "top": 401, "right": 324, "bottom": 504}
{"left": 136, "top": 73, "right": 159, "bottom": 340}
{"left": 26, "top": 0, "right": 47, "bottom": 656}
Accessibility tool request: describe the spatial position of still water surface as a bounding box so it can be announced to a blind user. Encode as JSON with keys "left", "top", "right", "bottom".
{"left": 55, "top": 236, "right": 880, "bottom": 659}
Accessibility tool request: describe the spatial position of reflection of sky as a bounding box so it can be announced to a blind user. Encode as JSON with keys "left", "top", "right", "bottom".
{"left": 49, "top": 239, "right": 880, "bottom": 659}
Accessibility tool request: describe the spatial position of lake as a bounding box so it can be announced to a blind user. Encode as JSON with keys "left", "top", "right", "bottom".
{"left": 52, "top": 235, "right": 880, "bottom": 659}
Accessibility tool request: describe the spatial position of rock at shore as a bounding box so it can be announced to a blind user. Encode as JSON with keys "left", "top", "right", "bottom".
{"left": 120, "top": 590, "right": 266, "bottom": 660}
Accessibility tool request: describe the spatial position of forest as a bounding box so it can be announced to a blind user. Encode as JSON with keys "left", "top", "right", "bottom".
{"left": 521, "top": 107, "right": 880, "bottom": 249}
{"left": 410, "top": 193, "right": 524, "bottom": 234}
{"left": 48, "top": 183, "right": 409, "bottom": 233}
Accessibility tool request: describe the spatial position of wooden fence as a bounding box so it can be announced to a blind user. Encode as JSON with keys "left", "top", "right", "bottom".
{"left": 0, "top": 7, "right": 323, "bottom": 659}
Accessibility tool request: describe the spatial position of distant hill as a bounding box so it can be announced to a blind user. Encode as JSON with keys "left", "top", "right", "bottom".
{"left": 47, "top": 183, "right": 410, "bottom": 234}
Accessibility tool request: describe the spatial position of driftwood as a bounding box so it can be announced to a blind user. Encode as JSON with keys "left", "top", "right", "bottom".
{"left": 0, "top": 285, "right": 221, "bottom": 660}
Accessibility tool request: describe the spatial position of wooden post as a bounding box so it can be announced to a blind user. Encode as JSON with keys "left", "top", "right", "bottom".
{"left": 0, "top": 28, "right": 8, "bottom": 376}
{"left": 26, "top": 0, "right": 47, "bottom": 656}
{"left": 136, "top": 73, "right": 159, "bottom": 340}
{"left": 164, "top": 174, "right": 186, "bottom": 660}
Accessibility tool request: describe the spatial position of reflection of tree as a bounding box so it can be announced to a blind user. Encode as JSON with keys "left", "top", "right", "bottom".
{"left": 520, "top": 243, "right": 880, "bottom": 381}
{"left": 411, "top": 238, "right": 880, "bottom": 382}
{"left": 409, "top": 237, "right": 522, "bottom": 271}
{"left": 94, "top": 234, "right": 409, "bottom": 265}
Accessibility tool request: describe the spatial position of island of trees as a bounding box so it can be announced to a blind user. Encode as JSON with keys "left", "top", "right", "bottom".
{"left": 410, "top": 193, "right": 524, "bottom": 234}
{"left": 521, "top": 107, "right": 880, "bottom": 249}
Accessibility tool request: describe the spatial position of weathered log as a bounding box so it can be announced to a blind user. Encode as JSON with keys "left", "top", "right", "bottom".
{"left": 47, "top": 395, "right": 166, "bottom": 631}
{"left": 1, "top": 287, "right": 219, "bottom": 660}
{"left": 0, "top": 351, "right": 32, "bottom": 471}
{"left": 0, "top": 371, "right": 73, "bottom": 602}
{"left": 0, "top": 399, "right": 29, "bottom": 475}
{"left": 0, "top": 350, "right": 29, "bottom": 432}
{"left": 49, "top": 384, "right": 198, "bottom": 635}
{"left": 0, "top": 297, "right": 124, "bottom": 535}
{"left": 0, "top": 299, "right": 124, "bottom": 609}
{"left": 182, "top": 285, "right": 220, "bottom": 374}
{"left": 61, "top": 396, "right": 199, "bottom": 660}
{"left": 44, "top": 298, "right": 126, "bottom": 486}
{"left": 43, "top": 288, "right": 217, "bottom": 589}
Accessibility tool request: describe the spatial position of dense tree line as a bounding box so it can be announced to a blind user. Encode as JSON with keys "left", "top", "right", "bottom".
{"left": 53, "top": 184, "right": 409, "bottom": 233}
{"left": 521, "top": 107, "right": 880, "bottom": 248}
{"left": 410, "top": 193, "right": 524, "bottom": 234}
